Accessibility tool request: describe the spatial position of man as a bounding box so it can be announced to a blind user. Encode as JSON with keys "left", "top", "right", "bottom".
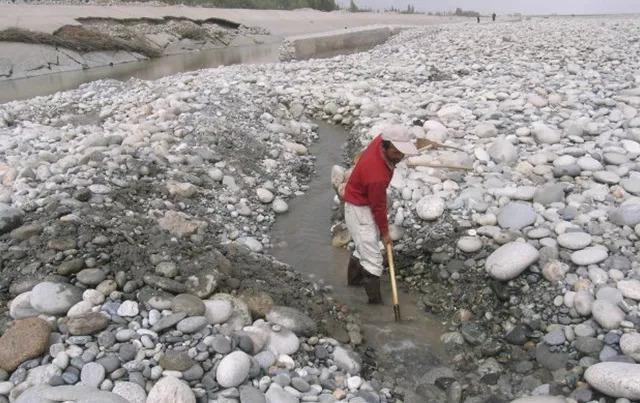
{"left": 343, "top": 125, "right": 419, "bottom": 303}
{"left": 492, "top": 13, "right": 496, "bottom": 22}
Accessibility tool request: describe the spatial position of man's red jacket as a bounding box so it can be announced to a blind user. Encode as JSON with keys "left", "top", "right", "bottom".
{"left": 343, "top": 135, "right": 392, "bottom": 237}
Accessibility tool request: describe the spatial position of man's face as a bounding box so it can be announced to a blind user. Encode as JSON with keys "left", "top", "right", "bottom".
{"left": 385, "top": 143, "right": 405, "bottom": 165}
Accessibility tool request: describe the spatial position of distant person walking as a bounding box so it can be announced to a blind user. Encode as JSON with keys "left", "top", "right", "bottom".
{"left": 492, "top": 13, "right": 496, "bottom": 22}
{"left": 477, "top": 15, "right": 480, "bottom": 23}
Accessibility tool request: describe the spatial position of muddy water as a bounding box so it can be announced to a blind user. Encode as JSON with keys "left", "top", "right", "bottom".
{"left": 0, "top": 41, "right": 282, "bottom": 104}
{"left": 0, "top": 41, "right": 377, "bottom": 105}
{"left": 271, "top": 121, "right": 449, "bottom": 392}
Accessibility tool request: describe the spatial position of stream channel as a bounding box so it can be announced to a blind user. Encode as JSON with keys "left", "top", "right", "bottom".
{"left": 271, "top": 121, "right": 450, "bottom": 397}
{"left": 2, "top": 39, "right": 451, "bottom": 399}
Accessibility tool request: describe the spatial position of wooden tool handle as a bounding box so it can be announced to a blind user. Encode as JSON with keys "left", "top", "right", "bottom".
{"left": 386, "top": 244, "right": 401, "bottom": 321}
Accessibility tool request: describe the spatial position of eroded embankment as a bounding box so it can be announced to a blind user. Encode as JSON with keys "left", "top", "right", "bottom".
{"left": 0, "top": 16, "right": 270, "bottom": 79}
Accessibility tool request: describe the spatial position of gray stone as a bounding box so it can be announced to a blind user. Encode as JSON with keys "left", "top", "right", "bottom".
{"left": 185, "top": 272, "right": 219, "bottom": 299}
{"left": 475, "top": 122, "right": 497, "bottom": 138}
{"left": 571, "top": 246, "right": 608, "bottom": 266}
{"left": 146, "top": 376, "right": 195, "bottom": 403}
{"left": 533, "top": 184, "right": 565, "bottom": 205}
{"left": 596, "top": 287, "right": 623, "bottom": 304}
{"left": 203, "top": 299, "right": 233, "bottom": 324}
{"left": 76, "top": 269, "right": 106, "bottom": 286}
{"left": 609, "top": 203, "right": 640, "bottom": 227}
{"left": 171, "top": 294, "right": 205, "bottom": 316}
{"left": 488, "top": 138, "right": 517, "bottom": 163}
{"left": 460, "top": 322, "right": 487, "bottom": 345}
{"left": 621, "top": 178, "right": 640, "bottom": 195}
{"left": 216, "top": 351, "right": 251, "bottom": 388}
{"left": 594, "top": 171, "right": 621, "bottom": 184}
{"left": 585, "top": 362, "right": 640, "bottom": 399}
{"left": 261, "top": 325, "right": 299, "bottom": 356}
{"left": 240, "top": 385, "right": 266, "bottom": 403}
{"left": 456, "top": 236, "right": 483, "bottom": 253}
{"left": 497, "top": 202, "right": 536, "bottom": 230}
{"left": 578, "top": 156, "right": 603, "bottom": 171}
{"left": 112, "top": 382, "right": 146, "bottom": 403}
{"left": 182, "top": 364, "right": 204, "bottom": 382}
{"left": 332, "top": 346, "right": 361, "bottom": 374}
{"left": 36, "top": 385, "right": 128, "bottom": 402}
{"left": 155, "top": 261, "right": 179, "bottom": 278}
{"left": 210, "top": 335, "right": 232, "bottom": 354}
{"left": 266, "top": 306, "right": 317, "bottom": 337}
{"left": 143, "top": 275, "right": 187, "bottom": 294}
{"left": 57, "top": 259, "right": 85, "bottom": 276}
{"left": 535, "top": 343, "right": 568, "bottom": 370}
{"left": 592, "top": 300, "right": 625, "bottom": 330}
{"left": 116, "top": 301, "right": 139, "bottom": 317}
{"left": 265, "top": 383, "right": 298, "bottom": 403}
{"left": 604, "top": 152, "right": 629, "bottom": 165}
{"left": 30, "top": 282, "right": 83, "bottom": 316}
{"left": 80, "top": 362, "right": 105, "bottom": 388}
{"left": 575, "top": 337, "right": 603, "bottom": 355}
{"left": 159, "top": 350, "right": 194, "bottom": 371}
{"left": 152, "top": 312, "right": 187, "bottom": 333}
{"left": 532, "top": 123, "right": 562, "bottom": 144}
{"left": 176, "top": 316, "right": 208, "bottom": 333}
{"left": 618, "top": 280, "right": 640, "bottom": 300}
{"left": 557, "top": 232, "right": 592, "bottom": 250}
{"left": 0, "top": 206, "right": 24, "bottom": 235}
{"left": 209, "top": 294, "right": 251, "bottom": 331}
{"left": 485, "top": 242, "right": 539, "bottom": 281}
{"left": 621, "top": 333, "right": 640, "bottom": 361}
{"left": 118, "top": 343, "right": 137, "bottom": 362}
{"left": 543, "top": 330, "right": 566, "bottom": 346}
{"left": 574, "top": 291, "right": 594, "bottom": 316}
{"left": 96, "top": 355, "right": 120, "bottom": 373}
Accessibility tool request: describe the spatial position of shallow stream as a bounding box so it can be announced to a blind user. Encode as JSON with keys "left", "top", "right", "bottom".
{"left": 271, "top": 121, "right": 449, "bottom": 395}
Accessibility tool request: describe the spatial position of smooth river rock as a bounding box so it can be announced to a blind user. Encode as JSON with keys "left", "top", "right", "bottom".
{"left": 591, "top": 300, "right": 625, "bottom": 330}
{"left": 30, "top": 282, "right": 83, "bottom": 315}
{"left": 485, "top": 242, "right": 540, "bottom": 281}
{"left": 146, "top": 376, "right": 196, "bottom": 403}
{"left": 497, "top": 202, "right": 536, "bottom": 230}
{"left": 570, "top": 246, "right": 608, "bottom": 266}
{"left": 585, "top": 362, "right": 640, "bottom": 399}
{"left": 216, "top": 351, "right": 251, "bottom": 388}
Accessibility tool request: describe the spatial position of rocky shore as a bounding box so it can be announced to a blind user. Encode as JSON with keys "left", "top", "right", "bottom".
{"left": 1, "top": 15, "right": 640, "bottom": 403}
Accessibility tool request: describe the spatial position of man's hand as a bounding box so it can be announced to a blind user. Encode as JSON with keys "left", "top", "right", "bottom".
{"left": 382, "top": 233, "right": 393, "bottom": 248}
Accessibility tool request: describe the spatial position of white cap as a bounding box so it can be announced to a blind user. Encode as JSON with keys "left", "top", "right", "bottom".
{"left": 381, "top": 125, "right": 419, "bottom": 156}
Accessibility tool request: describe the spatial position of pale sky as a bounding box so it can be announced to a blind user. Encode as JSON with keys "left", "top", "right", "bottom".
{"left": 337, "top": 0, "right": 640, "bottom": 15}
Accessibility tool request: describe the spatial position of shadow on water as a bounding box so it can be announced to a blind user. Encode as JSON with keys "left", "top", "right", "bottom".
{"left": 271, "top": 121, "right": 449, "bottom": 393}
{"left": 0, "top": 41, "right": 282, "bottom": 104}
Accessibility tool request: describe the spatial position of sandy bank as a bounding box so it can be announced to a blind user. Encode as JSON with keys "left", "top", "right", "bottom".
{"left": 0, "top": 5, "right": 462, "bottom": 37}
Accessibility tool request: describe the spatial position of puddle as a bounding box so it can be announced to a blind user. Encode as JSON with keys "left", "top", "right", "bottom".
{"left": 271, "top": 121, "right": 449, "bottom": 392}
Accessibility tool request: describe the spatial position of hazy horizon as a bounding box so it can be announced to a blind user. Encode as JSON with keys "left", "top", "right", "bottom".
{"left": 337, "top": 0, "right": 640, "bottom": 15}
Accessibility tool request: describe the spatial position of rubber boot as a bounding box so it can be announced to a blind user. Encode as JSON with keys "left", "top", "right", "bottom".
{"left": 347, "top": 255, "right": 365, "bottom": 286}
{"left": 363, "top": 271, "right": 382, "bottom": 304}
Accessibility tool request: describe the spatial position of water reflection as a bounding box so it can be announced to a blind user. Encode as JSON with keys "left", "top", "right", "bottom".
{"left": 0, "top": 41, "right": 281, "bottom": 104}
